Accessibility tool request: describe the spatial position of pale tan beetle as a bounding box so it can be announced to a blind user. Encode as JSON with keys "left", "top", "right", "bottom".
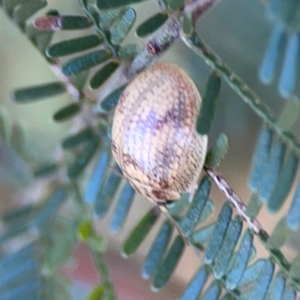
{"left": 111, "top": 62, "right": 208, "bottom": 206}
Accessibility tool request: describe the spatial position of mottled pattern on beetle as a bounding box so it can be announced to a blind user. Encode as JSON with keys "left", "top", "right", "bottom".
{"left": 112, "top": 62, "right": 208, "bottom": 203}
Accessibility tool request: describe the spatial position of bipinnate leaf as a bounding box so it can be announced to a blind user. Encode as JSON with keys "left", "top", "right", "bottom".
{"left": 151, "top": 235, "right": 185, "bottom": 291}
{"left": 196, "top": 71, "right": 221, "bottom": 135}
{"left": 205, "top": 133, "right": 229, "bottom": 168}
{"left": 122, "top": 208, "right": 159, "bottom": 257}
{"left": 136, "top": 13, "right": 168, "bottom": 37}
{"left": 12, "top": 82, "right": 66, "bottom": 103}
{"left": 142, "top": 220, "right": 173, "bottom": 279}
{"left": 46, "top": 35, "right": 103, "bottom": 58}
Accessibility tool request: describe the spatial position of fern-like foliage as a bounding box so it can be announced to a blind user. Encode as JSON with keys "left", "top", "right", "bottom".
{"left": 1, "top": 0, "right": 300, "bottom": 299}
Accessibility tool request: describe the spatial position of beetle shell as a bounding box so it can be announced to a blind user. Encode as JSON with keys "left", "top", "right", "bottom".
{"left": 111, "top": 62, "right": 207, "bottom": 204}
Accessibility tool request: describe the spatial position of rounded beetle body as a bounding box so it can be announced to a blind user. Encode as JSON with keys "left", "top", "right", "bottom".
{"left": 111, "top": 62, "right": 207, "bottom": 204}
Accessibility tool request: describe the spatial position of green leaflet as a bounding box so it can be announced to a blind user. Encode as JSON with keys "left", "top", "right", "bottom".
{"left": 97, "top": 0, "right": 149, "bottom": 9}
{"left": 100, "top": 85, "right": 126, "bottom": 113}
{"left": 180, "top": 176, "right": 211, "bottom": 237}
{"left": 1, "top": 204, "right": 37, "bottom": 231}
{"left": 77, "top": 220, "right": 93, "bottom": 241}
{"left": 265, "top": 275, "right": 285, "bottom": 300}
{"left": 84, "top": 150, "right": 110, "bottom": 205}
{"left": 282, "top": 286, "right": 296, "bottom": 300}
{"left": 277, "top": 96, "right": 300, "bottom": 131}
{"left": 212, "top": 217, "right": 243, "bottom": 279}
{"left": 201, "top": 282, "right": 221, "bottom": 300}
{"left": 192, "top": 224, "right": 215, "bottom": 245}
{"left": 87, "top": 285, "right": 104, "bottom": 300}
{"left": 122, "top": 208, "right": 159, "bottom": 257}
{"left": 99, "top": 7, "right": 124, "bottom": 30}
{"left": 90, "top": 61, "right": 119, "bottom": 89}
{"left": 110, "top": 8, "right": 136, "bottom": 45}
{"left": 196, "top": 71, "right": 221, "bottom": 135}
{"left": 205, "top": 133, "right": 229, "bottom": 168}
{"left": 205, "top": 203, "right": 232, "bottom": 264}
{"left": 30, "top": 188, "right": 68, "bottom": 229}
{"left": 136, "top": 13, "right": 168, "bottom": 37}
{"left": 71, "top": 71, "right": 89, "bottom": 91}
{"left": 45, "top": 220, "right": 77, "bottom": 272}
{"left": 46, "top": 35, "right": 103, "bottom": 58}
{"left": 3, "top": 0, "right": 29, "bottom": 15}
{"left": 53, "top": 103, "right": 81, "bottom": 122}
{"left": 238, "top": 259, "right": 265, "bottom": 286}
{"left": 33, "top": 163, "right": 58, "bottom": 178}
{"left": 142, "top": 220, "right": 173, "bottom": 279}
{"left": 13, "top": 0, "right": 47, "bottom": 25}
{"left": 0, "top": 108, "right": 10, "bottom": 142}
{"left": 11, "top": 122, "right": 27, "bottom": 156}
{"left": 34, "top": 15, "right": 92, "bottom": 31}
{"left": 226, "top": 229, "right": 253, "bottom": 289}
{"left": 62, "top": 49, "right": 112, "bottom": 76}
{"left": 248, "top": 127, "right": 273, "bottom": 192}
{"left": 259, "top": 139, "right": 286, "bottom": 202}
{"left": 267, "top": 151, "right": 299, "bottom": 213}
{"left": 180, "top": 267, "right": 208, "bottom": 300}
{"left": 68, "top": 138, "right": 100, "bottom": 179}
{"left": 182, "top": 12, "right": 193, "bottom": 36}
{"left": 290, "top": 253, "right": 300, "bottom": 279}
{"left": 166, "top": 0, "right": 184, "bottom": 10}
{"left": 93, "top": 164, "right": 122, "bottom": 217}
{"left": 287, "top": 179, "right": 300, "bottom": 230}
{"left": 118, "top": 44, "right": 140, "bottom": 58}
{"left": 246, "top": 193, "right": 262, "bottom": 218}
{"left": 239, "top": 260, "right": 274, "bottom": 300}
{"left": 110, "top": 183, "right": 135, "bottom": 233}
{"left": 26, "top": 21, "right": 54, "bottom": 54}
{"left": 267, "top": 217, "right": 294, "bottom": 249}
{"left": 152, "top": 235, "right": 185, "bottom": 291}
{"left": 12, "top": 82, "right": 66, "bottom": 102}
{"left": 62, "top": 127, "right": 95, "bottom": 149}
